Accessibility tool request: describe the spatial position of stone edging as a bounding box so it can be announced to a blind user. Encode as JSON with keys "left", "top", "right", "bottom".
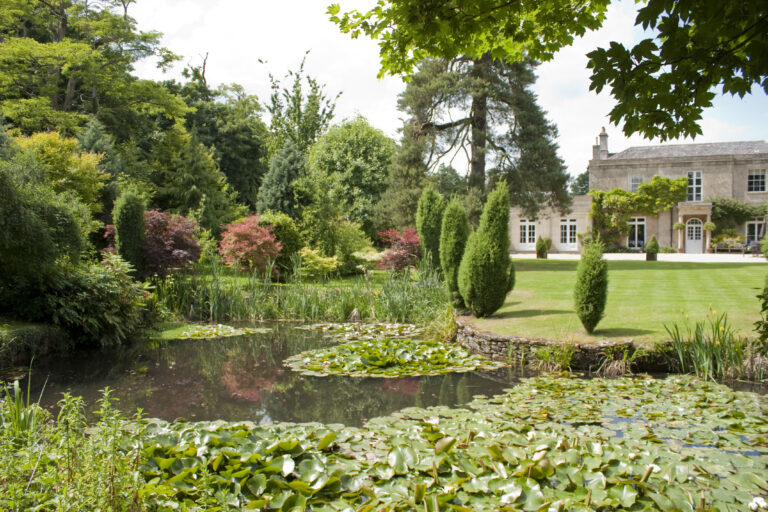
{"left": 455, "top": 317, "right": 672, "bottom": 373}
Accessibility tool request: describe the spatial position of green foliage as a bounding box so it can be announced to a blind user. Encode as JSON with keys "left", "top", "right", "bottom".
{"left": 285, "top": 338, "right": 503, "bottom": 378}
{"left": 588, "top": 1, "right": 768, "bottom": 140}
{"left": 0, "top": 389, "right": 147, "bottom": 510}
{"left": 0, "top": 379, "right": 44, "bottom": 443}
{"left": 458, "top": 181, "right": 512, "bottom": 317}
{"left": 439, "top": 198, "right": 469, "bottom": 307}
{"left": 41, "top": 255, "right": 147, "bottom": 347}
{"left": 711, "top": 197, "right": 764, "bottom": 233}
{"left": 329, "top": 0, "right": 609, "bottom": 77}
{"left": 0, "top": 164, "right": 86, "bottom": 290}
{"left": 376, "top": 121, "right": 428, "bottom": 229}
{"left": 175, "top": 67, "right": 269, "bottom": 207}
{"left": 256, "top": 140, "right": 304, "bottom": 217}
{"left": 667, "top": 312, "right": 762, "bottom": 381}
{"left": 573, "top": 238, "right": 608, "bottom": 333}
{"left": 644, "top": 235, "right": 659, "bottom": 254}
{"left": 259, "top": 211, "right": 304, "bottom": 276}
{"left": 570, "top": 171, "right": 589, "bottom": 195}
{"left": 427, "top": 164, "right": 466, "bottom": 199}
{"left": 297, "top": 247, "right": 339, "bottom": 281}
{"left": 755, "top": 281, "right": 768, "bottom": 356}
{"left": 415, "top": 186, "right": 446, "bottom": 269}
{"left": 590, "top": 176, "right": 687, "bottom": 246}
{"left": 535, "top": 237, "right": 552, "bottom": 258}
{"left": 112, "top": 188, "right": 146, "bottom": 275}
{"left": 306, "top": 116, "right": 396, "bottom": 238}
{"left": 334, "top": 221, "right": 373, "bottom": 276}
{"left": 267, "top": 56, "right": 339, "bottom": 155}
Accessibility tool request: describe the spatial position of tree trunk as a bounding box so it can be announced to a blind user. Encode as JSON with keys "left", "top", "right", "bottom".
{"left": 468, "top": 54, "right": 491, "bottom": 194}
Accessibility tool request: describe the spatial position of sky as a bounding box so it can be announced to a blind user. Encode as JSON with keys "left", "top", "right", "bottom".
{"left": 131, "top": 0, "right": 768, "bottom": 178}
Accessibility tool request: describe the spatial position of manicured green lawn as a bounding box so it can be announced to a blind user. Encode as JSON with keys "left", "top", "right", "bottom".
{"left": 472, "top": 260, "right": 767, "bottom": 345}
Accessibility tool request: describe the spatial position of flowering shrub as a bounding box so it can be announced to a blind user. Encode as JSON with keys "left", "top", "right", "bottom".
{"left": 219, "top": 216, "right": 282, "bottom": 274}
{"left": 378, "top": 228, "right": 420, "bottom": 272}
{"left": 103, "top": 210, "right": 200, "bottom": 278}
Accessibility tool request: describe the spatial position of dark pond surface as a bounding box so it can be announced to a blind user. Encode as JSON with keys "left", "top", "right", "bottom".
{"left": 20, "top": 324, "right": 521, "bottom": 427}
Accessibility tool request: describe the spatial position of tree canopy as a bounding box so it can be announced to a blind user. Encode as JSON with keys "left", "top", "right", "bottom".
{"left": 329, "top": 0, "right": 767, "bottom": 140}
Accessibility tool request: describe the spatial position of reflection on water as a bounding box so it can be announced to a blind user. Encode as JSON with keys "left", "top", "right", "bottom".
{"left": 22, "top": 324, "right": 521, "bottom": 427}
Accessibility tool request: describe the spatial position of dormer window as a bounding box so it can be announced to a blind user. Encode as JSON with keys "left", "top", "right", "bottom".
{"left": 748, "top": 169, "right": 766, "bottom": 192}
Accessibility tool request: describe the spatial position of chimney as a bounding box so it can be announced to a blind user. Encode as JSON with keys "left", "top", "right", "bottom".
{"left": 598, "top": 127, "right": 609, "bottom": 159}
{"left": 592, "top": 136, "right": 600, "bottom": 160}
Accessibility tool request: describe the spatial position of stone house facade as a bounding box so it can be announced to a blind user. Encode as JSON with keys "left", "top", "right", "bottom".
{"left": 510, "top": 129, "right": 768, "bottom": 253}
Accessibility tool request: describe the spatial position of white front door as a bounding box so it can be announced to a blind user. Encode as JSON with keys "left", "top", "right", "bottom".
{"left": 685, "top": 219, "right": 703, "bottom": 254}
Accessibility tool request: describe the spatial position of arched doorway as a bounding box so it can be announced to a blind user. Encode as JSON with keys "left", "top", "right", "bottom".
{"left": 685, "top": 218, "right": 703, "bottom": 254}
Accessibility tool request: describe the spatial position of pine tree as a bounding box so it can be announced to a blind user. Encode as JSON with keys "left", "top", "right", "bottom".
{"left": 574, "top": 238, "right": 609, "bottom": 334}
{"left": 396, "top": 57, "right": 571, "bottom": 218}
{"left": 256, "top": 141, "right": 304, "bottom": 217}
{"left": 439, "top": 198, "right": 469, "bottom": 307}
{"left": 458, "top": 181, "right": 513, "bottom": 317}
{"left": 415, "top": 186, "right": 446, "bottom": 269}
{"left": 113, "top": 188, "right": 146, "bottom": 275}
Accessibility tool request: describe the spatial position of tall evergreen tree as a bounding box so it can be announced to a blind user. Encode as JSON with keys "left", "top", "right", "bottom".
{"left": 440, "top": 198, "right": 469, "bottom": 307}
{"left": 396, "top": 57, "right": 571, "bottom": 218}
{"left": 256, "top": 141, "right": 304, "bottom": 217}
{"left": 415, "top": 186, "right": 445, "bottom": 269}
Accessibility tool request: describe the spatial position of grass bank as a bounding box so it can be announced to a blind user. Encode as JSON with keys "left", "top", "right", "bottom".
{"left": 472, "top": 260, "right": 766, "bottom": 345}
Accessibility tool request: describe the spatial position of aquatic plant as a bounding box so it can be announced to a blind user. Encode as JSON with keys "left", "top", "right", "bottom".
{"left": 284, "top": 338, "right": 504, "bottom": 377}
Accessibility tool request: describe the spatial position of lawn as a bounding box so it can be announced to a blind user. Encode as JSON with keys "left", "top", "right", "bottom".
{"left": 471, "top": 259, "right": 767, "bottom": 345}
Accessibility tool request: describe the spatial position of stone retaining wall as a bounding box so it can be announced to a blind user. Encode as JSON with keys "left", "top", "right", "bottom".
{"left": 455, "top": 317, "right": 673, "bottom": 373}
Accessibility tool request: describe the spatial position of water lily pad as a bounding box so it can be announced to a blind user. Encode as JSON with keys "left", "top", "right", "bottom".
{"left": 174, "top": 324, "right": 271, "bottom": 340}
{"left": 284, "top": 338, "right": 505, "bottom": 378}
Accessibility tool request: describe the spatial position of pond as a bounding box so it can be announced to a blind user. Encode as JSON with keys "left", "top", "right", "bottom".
{"left": 21, "top": 323, "right": 519, "bottom": 426}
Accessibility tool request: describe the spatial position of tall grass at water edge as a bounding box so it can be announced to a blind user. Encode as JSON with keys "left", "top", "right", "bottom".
{"left": 666, "top": 312, "right": 767, "bottom": 382}
{"left": 152, "top": 258, "right": 451, "bottom": 326}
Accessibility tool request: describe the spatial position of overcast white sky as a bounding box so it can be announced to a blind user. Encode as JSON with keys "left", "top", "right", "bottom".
{"left": 131, "top": 0, "right": 768, "bottom": 177}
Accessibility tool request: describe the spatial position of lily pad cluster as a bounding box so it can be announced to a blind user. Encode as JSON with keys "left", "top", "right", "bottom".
{"left": 300, "top": 323, "right": 424, "bottom": 342}
{"left": 176, "top": 324, "right": 272, "bottom": 340}
{"left": 135, "top": 376, "right": 768, "bottom": 511}
{"left": 284, "top": 338, "right": 504, "bottom": 378}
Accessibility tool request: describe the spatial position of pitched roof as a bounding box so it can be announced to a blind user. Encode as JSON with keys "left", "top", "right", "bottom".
{"left": 609, "top": 140, "right": 768, "bottom": 160}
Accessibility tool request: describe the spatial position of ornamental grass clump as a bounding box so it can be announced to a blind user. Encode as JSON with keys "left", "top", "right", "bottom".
{"left": 439, "top": 198, "right": 469, "bottom": 307}
{"left": 666, "top": 311, "right": 759, "bottom": 381}
{"left": 458, "top": 181, "right": 514, "bottom": 317}
{"left": 573, "top": 237, "right": 608, "bottom": 333}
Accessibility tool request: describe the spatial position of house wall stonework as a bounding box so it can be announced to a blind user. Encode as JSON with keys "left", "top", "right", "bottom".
{"left": 509, "top": 130, "right": 768, "bottom": 253}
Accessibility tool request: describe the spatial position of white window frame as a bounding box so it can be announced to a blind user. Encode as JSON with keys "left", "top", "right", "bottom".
{"left": 687, "top": 171, "right": 702, "bottom": 201}
{"left": 746, "top": 217, "right": 766, "bottom": 243}
{"left": 629, "top": 175, "right": 643, "bottom": 194}
{"left": 559, "top": 218, "right": 577, "bottom": 249}
{"left": 627, "top": 217, "right": 646, "bottom": 249}
{"left": 748, "top": 169, "right": 766, "bottom": 193}
{"left": 519, "top": 220, "right": 536, "bottom": 249}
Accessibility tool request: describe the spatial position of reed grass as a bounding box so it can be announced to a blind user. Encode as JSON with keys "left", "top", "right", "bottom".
{"left": 152, "top": 257, "right": 450, "bottom": 326}
{"left": 666, "top": 312, "right": 766, "bottom": 382}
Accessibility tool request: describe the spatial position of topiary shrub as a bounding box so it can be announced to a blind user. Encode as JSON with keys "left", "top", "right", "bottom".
{"left": 439, "top": 198, "right": 469, "bottom": 307}
{"left": 219, "top": 216, "right": 282, "bottom": 275}
{"left": 574, "top": 238, "right": 608, "bottom": 334}
{"left": 458, "top": 181, "right": 513, "bottom": 317}
{"left": 112, "top": 188, "right": 145, "bottom": 275}
{"left": 645, "top": 235, "right": 659, "bottom": 260}
{"left": 415, "top": 186, "right": 446, "bottom": 270}
{"left": 536, "top": 236, "right": 551, "bottom": 259}
{"left": 258, "top": 211, "right": 303, "bottom": 277}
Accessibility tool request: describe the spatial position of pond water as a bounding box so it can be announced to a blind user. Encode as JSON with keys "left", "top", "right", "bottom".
{"left": 22, "top": 323, "right": 519, "bottom": 427}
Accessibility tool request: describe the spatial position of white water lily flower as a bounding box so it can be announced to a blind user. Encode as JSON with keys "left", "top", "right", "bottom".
{"left": 750, "top": 496, "right": 767, "bottom": 510}
{"left": 648, "top": 464, "right": 661, "bottom": 473}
